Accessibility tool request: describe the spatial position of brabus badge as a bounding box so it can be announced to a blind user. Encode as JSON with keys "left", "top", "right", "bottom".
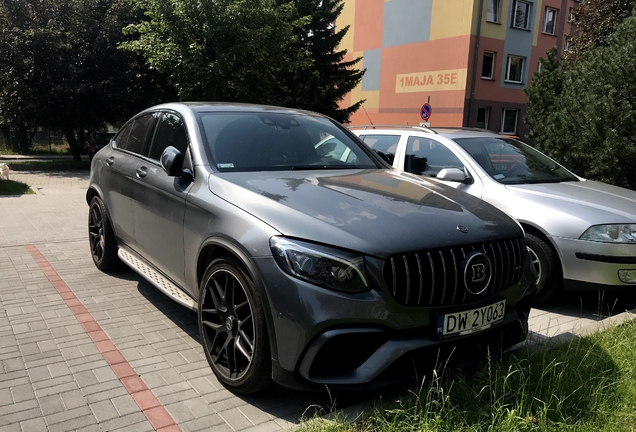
{"left": 457, "top": 225, "right": 468, "bottom": 233}
{"left": 463, "top": 251, "right": 492, "bottom": 295}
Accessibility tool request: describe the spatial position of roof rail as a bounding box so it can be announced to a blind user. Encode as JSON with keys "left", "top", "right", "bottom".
{"left": 429, "top": 127, "right": 500, "bottom": 134}
{"left": 346, "top": 124, "right": 438, "bottom": 134}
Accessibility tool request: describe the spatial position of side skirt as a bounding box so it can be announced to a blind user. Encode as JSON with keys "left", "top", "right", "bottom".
{"left": 118, "top": 247, "right": 197, "bottom": 311}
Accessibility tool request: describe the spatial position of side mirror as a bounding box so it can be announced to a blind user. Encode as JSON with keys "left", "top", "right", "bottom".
{"left": 373, "top": 149, "right": 392, "bottom": 165}
{"left": 160, "top": 146, "right": 185, "bottom": 177}
{"left": 437, "top": 167, "right": 469, "bottom": 183}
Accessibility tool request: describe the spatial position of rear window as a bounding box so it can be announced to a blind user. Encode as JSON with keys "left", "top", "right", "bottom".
{"left": 197, "top": 112, "right": 380, "bottom": 172}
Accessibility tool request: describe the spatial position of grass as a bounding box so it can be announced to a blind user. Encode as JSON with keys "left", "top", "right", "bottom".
{"left": 300, "top": 319, "right": 636, "bottom": 432}
{"left": 0, "top": 142, "right": 72, "bottom": 155}
{"left": 0, "top": 179, "right": 34, "bottom": 195}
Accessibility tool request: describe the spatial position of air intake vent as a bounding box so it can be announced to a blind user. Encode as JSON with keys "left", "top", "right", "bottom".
{"left": 383, "top": 237, "right": 526, "bottom": 307}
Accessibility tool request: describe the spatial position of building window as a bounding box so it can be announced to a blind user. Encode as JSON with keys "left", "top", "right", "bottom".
{"left": 543, "top": 7, "right": 557, "bottom": 34}
{"left": 505, "top": 55, "right": 525, "bottom": 83}
{"left": 477, "top": 107, "right": 491, "bottom": 129}
{"left": 564, "top": 37, "right": 572, "bottom": 52}
{"left": 513, "top": 0, "right": 532, "bottom": 30}
{"left": 568, "top": 8, "right": 575, "bottom": 23}
{"left": 501, "top": 109, "right": 519, "bottom": 134}
{"left": 481, "top": 52, "right": 495, "bottom": 79}
{"left": 537, "top": 61, "right": 542, "bottom": 72}
{"left": 487, "top": 0, "right": 501, "bottom": 23}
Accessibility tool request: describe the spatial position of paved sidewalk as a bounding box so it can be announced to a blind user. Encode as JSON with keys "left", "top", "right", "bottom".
{"left": 0, "top": 171, "right": 627, "bottom": 431}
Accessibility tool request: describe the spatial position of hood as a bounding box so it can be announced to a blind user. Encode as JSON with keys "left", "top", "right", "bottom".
{"left": 209, "top": 169, "right": 522, "bottom": 258}
{"left": 501, "top": 180, "right": 636, "bottom": 237}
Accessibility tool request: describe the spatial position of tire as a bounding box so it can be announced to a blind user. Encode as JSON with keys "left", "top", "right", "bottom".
{"left": 198, "top": 257, "right": 272, "bottom": 394}
{"left": 525, "top": 233, "right": 559, "bottom": 304}
{"left": 88, "top": 196, "right": 120, "bottom": 271}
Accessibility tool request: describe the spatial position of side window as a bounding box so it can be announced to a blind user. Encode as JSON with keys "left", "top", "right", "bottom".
{"left": 359, "top": 134, "right": 400, "bottom": 164}
{"left": 148, "top": 112, "right": 189, "bottom": 161}
{"left": 118, "top": 114, "right": 156, "bottom": 155}
{"left": 404, "top": 137, "right": 464, "bottom": 177}
{"left": 112, "top": 122, "right": 132, "bottom": 150}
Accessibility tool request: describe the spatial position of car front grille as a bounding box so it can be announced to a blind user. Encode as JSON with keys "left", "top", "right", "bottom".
{"left": 383, "top": 237, "right": 526, "bottom": 307}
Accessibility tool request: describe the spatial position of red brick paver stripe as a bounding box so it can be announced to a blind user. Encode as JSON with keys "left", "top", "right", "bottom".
{"left": 25, "top": 244, "right": 182, "bottom": 432}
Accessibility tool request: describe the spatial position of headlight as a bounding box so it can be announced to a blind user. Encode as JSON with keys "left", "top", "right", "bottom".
{"left": 579, "top": 224, "right": 636, "bottom": 243}
{"left": 270, "top": 237, "right": 370, "bottom": 293}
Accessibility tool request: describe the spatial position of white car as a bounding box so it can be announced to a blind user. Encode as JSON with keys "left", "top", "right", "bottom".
{"left": 350, "top": 125, "right": 636, "bottom": 303}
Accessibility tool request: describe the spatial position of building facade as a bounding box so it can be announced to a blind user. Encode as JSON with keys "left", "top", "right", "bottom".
{"left": 337, "top": 0, "right": 578, "bottom": 139}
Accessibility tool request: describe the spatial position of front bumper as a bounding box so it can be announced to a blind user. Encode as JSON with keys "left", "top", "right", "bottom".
{"left": 551, "top": 236, "right": 636, "bottom": 289}
{"left": 253, "top": 252, "right": 536, "bottom": 391}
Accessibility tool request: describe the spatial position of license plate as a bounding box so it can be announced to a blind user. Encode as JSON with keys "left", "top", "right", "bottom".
{"left": 437, "top": 300, "right": 506, "bottom": 337}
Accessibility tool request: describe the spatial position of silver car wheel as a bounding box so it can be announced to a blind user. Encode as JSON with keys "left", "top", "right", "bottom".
{"left": 527, "top": 246, "right": 542, "bottom": 285}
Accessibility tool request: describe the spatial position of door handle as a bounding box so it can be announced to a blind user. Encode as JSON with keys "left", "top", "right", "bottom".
{"left": 106, "top": 156, "right": 115, "bottom": 166}
{"left": 136, "top": 166, "right": 148, "bottom": 178}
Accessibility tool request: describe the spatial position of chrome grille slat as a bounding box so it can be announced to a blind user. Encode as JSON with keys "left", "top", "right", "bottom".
{"left": 403, "top": 255, "right": 410, "bottom": 305}
{"left": 415, "top": 254, "right": 423, "bottom": 306}
{"left": 384, "top": 237, "right": 525, "bottom": 308}
{"left": 450, "top": 249, "right": 458, "bottom": 303}
{"left": 390, "top": 257, "right": 396, "bottom": 296}
{"left": 503, "top": 241, "right": 511, "bottom": 288}
{"left": 439, "top": 251, "right": 447, "bottom": 304}
{"left": 427, "top": 252, "right": 435, "bottom": 305}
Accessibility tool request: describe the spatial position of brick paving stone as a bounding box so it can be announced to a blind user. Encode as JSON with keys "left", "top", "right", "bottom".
{"left": 219, "top": 407, "right": 254, "bottom": 430}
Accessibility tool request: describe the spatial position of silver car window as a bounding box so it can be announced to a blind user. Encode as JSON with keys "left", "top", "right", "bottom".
{"left": 404, "top": 136, "right": 464, "bottom": 177}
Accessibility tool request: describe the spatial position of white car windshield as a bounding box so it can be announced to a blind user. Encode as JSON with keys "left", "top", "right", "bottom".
{"left": 453, "top": 137, "right": 579, "bottom": 184}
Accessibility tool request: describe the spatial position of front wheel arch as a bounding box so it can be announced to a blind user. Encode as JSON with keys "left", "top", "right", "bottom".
{"left": 196, "top": 239, "right": 278, "bottom": 362}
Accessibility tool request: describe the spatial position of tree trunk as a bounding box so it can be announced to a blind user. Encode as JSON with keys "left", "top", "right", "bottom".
{"left": 0, "top": 125, "right": 9, "bottom": 150}
{"left": 16, "top": 126, "right": 29, "bottom": 154}
{"left": 64, "top": 128, "right": 82, "bottom": 161}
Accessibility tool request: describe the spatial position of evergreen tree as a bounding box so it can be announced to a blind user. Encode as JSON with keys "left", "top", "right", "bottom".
{"left": 286, "top": 0, "right": 365, "bottom": 123}
{"left": 525, "top": 12, "right": 636, "bottom": 189}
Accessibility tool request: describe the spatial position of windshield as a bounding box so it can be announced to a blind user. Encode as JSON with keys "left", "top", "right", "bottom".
{"left": 197, "top": 112, "right": 380, "bottom": 172}
{"left": 453, "top": 137, "right": 579, "bottom": 185}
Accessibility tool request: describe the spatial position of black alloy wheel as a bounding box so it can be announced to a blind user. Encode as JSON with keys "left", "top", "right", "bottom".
{"left": 88, "top": 196, "right": 119, "bottom": 270}
{"left": 199, "top": 257, "right": 271, "bottom": 394}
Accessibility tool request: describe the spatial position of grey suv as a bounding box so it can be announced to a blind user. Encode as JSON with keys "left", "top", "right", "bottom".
{"left": 87, "top": 103, "right": 536, "bottom": 394}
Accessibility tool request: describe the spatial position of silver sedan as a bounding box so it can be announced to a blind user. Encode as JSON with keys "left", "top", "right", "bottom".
{"left": 351, "top": 126, "right": 636, "bottom": 303}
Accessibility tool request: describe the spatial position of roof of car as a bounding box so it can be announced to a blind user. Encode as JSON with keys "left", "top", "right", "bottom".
{"left": 347, "top": 125, "right": 504, "bottom": 139}
{"left": 145, "top": 102, "right": 325, "bottom": 117}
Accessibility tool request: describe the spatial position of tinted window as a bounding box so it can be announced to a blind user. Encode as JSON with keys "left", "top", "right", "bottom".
{"left": 359, "top": 135, "right": 400, "bottom": 164}
{"left": 148, "top": 112, "right": 189, "bottom": 161}
{"left": 198, "top": 112, "right": 379, "bottom": 172}
{"left": 118, "top": 114, "right": 156, "bottom": 155}
{"left": 404, "top": 136, "right": 464, "bottom": 177}
{"left": 454, "top": 137, "right": 579, "bottom": 184}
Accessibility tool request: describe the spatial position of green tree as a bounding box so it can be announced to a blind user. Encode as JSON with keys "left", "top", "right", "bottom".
{"left": 124, "top": 0, "right": 364, "bottom": 122}
{"left": 0, "top": 0, "right": 174, "bottom": 159}
{"left": 523, "top": 48, "right": 564, "bottom": 148}
{"left": 570, "top": 0, "right": 636, "bottom": 56}
{"left": 284, "top": 0, "right": 364, "bottom": 123}
{"left": 124, "top": 0, "right": 303, "bottom": 105}
{"left": 526, "top": 12, "right": 636, "bottom": 189}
